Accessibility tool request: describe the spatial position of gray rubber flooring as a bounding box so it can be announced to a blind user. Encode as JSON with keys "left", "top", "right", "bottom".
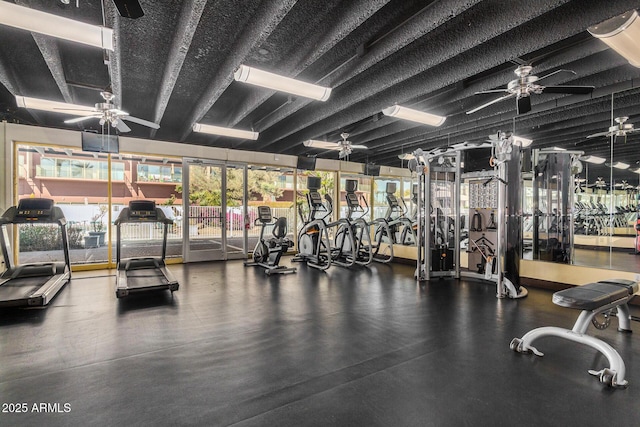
{"left": 1, "top": 260, "right": 639, "bottom": 426}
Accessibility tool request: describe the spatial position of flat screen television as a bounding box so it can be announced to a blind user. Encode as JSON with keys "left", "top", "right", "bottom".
{"left": 364, "top": 163, "right": 381, "bottom": 176}
{"left": 82, "top": 132, "right": 119, "bottom": 154}
{"left": 463, "top": 147, "right": 492, "bottom": 172}
{"left": 296, "top": 156, "right": 316, "bottom": 171}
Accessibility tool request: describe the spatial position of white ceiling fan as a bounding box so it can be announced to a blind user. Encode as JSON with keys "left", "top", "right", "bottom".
{"left": 15, "top": 92, "right": 159, "bottom": 133}
{"left": 586, "top": 117, "right": 639, "bottom": 140}
{"left": 466, "top": 65, "right": 594, "bottom": 115}
{"left": 303, "top": 132, "right": 367, "bottom": 159}
{"left": 587, "top": 177, "right": 608, "bottom": 189}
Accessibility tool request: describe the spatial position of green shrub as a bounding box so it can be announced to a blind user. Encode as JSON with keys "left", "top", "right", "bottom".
{"left": 18, "top": 225, "right": 83, "bottom": 251}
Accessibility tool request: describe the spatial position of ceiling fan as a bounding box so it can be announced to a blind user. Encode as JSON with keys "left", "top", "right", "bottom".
{"left": 587, "top": 177, "right": 608, "bottom": 189}
{"left": 15, "top": 92, "right": 159, "bottom": 133}
{"left": 614, "top": 180, "right": 635, "bottom": 191}
{"left": 574, "top": 177, "right": 586, "bottom": 193}
{"left": 466, "top": 65, "right": 595, "bottom": 115}
{"left": 586, "top": 117, "right": 639, "bottom": 140}
{"left": 303, "top": 132, "right": 367, "bottom": 159}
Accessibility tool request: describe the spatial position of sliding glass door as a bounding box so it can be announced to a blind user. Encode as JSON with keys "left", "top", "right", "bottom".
{"left": 182, "top": 159, "right": 247, "bottom": 262}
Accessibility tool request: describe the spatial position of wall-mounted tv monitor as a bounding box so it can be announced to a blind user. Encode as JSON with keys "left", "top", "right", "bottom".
{"left": 296, "top": 156, "right": 316, "bottom": 171}
{"left": 82, "top": 132, "right": 119, "bottom": 154}
{"left": 463, "top": 147, "right": 492, "bottom": 172}
{"left": 364, "top": 163, "right": 381, "bottom": 176}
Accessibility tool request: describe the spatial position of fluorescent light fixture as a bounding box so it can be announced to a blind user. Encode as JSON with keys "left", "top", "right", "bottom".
{"left": 632, "top": 168, "right": 640, "bottom": 174}
{"left": 193, "top": 123, "right": 259, "bottom": 140}
{"left": 381, "top": 105, "right": 446, "bottom": 127}
{"left": 580, "top": 155, "right": 606, "bottom": 164}
{"left": 612, "top": 161, "right": 630, "bottom": 170}
{"left": 15, "top": 95, "right": 95, "bottom": 116}
{"left": 0, "top": 2, "right": 113, "bottom": 50}
{"left": 511, "top": 135, "right": 533, "bottom": 147}
{"left": 588, "top": 9, "right": 640, "bottom": 67}
{"left": 551, "top": 146, "right": 566, "bottom": 151}
{"left": 234, "top": 65, "right": 331, "bottom": 101}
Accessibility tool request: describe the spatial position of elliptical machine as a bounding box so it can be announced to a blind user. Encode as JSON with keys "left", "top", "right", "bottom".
{"left": 334, "top": 179, "right": 373, "bottom": 266}
{"left": 399, "top": 183, "right": 419, "bottom": 245}
{"left": 293, "top": 176, "right": 334, "bottom": 270}
{"left": 244, "top": 206, "right": 296, "bottom": 275}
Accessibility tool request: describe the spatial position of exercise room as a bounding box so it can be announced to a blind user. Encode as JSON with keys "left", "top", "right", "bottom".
{"left": 2, "top": 1, "right": 640, "bottom": 425}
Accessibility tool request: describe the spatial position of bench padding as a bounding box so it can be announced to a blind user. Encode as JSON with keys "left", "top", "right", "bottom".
{"left": 552, "top": 280, "right": 638, "bottom": 311}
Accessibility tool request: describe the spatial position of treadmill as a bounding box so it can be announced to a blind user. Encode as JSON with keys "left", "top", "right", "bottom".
{"left": 115, "top": 200, "right": 179, "bottom": 298}
{"left": 0, "top": 198, "right": 71, "bottom": 308}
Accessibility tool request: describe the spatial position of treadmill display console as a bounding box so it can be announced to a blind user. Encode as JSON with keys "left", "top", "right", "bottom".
{"left": 16, "top": 198, "right": 54, "bottom": 219}
{"left": 129, "top": 200, "right": 157, "bottom": 220}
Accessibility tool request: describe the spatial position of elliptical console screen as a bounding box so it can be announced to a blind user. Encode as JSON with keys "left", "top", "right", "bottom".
{"left": 16, "top": 198, "right": 54, "bottom": 219}
{"left": 129, "top": 200, "right": 157, "bottom": 220}
{"left": 257, "top": 206, "right": 272, "bottom": 222}
{"left": 307, "top": 176, "right": 322, "bottom": 190}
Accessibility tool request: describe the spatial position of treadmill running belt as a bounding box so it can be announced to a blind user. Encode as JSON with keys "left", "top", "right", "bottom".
{"left": 0, "top": 276, "right": 50, "bottom": 300}
{"left": 126, "top": 269, "right": 169, "bottom": 289}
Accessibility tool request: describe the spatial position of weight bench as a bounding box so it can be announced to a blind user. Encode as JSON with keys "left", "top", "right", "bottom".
{"left": 510, "top": 279, "right": 638, "bottom": 388}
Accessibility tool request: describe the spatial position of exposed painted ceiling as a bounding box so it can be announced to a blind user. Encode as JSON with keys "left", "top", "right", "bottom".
{"left": 2, "top": 0, "right": 640, "bottom": 184}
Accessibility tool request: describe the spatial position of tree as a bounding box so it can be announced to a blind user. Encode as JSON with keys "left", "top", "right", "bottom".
{"left": 247, "top": 170, "right": 285, "bottom": 202}
{"left": 172, "top": 168, "right": 285, "bottom": 206}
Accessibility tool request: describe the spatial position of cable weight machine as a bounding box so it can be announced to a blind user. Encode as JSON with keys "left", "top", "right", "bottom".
{"left": 410, "top": 149, "right": 461, "bottom": 281}
{"left": 409, "top": 135, "right": 528, "bottom": 299}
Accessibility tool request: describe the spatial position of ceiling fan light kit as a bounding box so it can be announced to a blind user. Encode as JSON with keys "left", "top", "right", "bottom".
{"left": 0, "top": 2, "right": 114, "bottom": 50}
{"left": 588, "top": 9, "right": 640, "bottom": 68}
{"left": 381, "top": 105, "right": 446, "bottom": 126}
{"left": 193, "top": 123, "right": 259, "bottom": 140}
{"left": 234, "top": 65, "right": 331, "bottom": 101}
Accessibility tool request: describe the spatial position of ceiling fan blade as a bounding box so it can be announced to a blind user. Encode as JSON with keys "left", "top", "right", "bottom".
{"left": 15, "top": 95, "right": 95, "bottom": 115}
{"left": 398, "top": 153, "right": 414, "bottom": 160}
{"left": 586, "top": 131, "right": 611, "bottom": 139}
{"left": 474, "top": 89, "right": 510, "bottom": 95}
{"left": 303, "top": 140, "right": 341, "bottom": 150}
{"left": 64, "top": 116, "right": 100, "bottom": 124}
{"left": 536, "top": 69, "right": 575, "bottom": 82}
{"left": 517, "top": 96, "right": 531, "bottom": 115}
{"left": 350, "top": 144, "right": 368, "bottom": 150}
{"left": 114, "top": 120, "right": 131, "bottom": 133}
{"left": 466, "top": 93, "right": 516, "bottom": 114}
{"left": 541, "top": 85, "right": 594, "bottom": 94}
{"left": 121, "top": 115, "right": 160, "bottom": 129}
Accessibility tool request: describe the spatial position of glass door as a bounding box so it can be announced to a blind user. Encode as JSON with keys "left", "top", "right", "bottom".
{"left": 182, "top": 159, "right": 247, "bottom": 262}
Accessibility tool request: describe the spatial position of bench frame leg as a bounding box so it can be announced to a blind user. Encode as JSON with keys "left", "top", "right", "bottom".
{"left": 510, "top": 301, "right": 632, "bottom": 388}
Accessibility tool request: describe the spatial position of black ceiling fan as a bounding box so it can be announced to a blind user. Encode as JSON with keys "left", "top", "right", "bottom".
{"left": 466, "top": 65, "right": 595, "bottom": 115}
